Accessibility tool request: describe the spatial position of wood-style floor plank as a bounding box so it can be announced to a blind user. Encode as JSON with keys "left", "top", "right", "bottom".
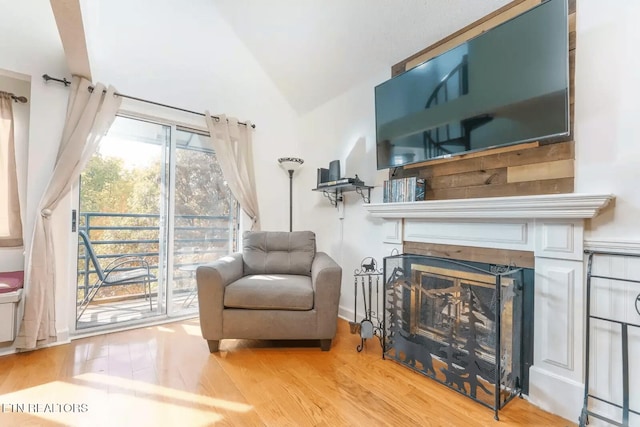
{"left": 0, "top": 318, "right": 574, "bottom": 426}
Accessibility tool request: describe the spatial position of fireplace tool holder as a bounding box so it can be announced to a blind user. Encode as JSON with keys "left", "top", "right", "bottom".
{"left": 351, "top": 257, "right": 384, "bottom": 352}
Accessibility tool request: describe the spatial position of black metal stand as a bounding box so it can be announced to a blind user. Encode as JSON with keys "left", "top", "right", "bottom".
{"left": 351, "top": 257, "right": 384, "bottom": 353}
{"left": 579, "top": 250, "right": 640, "bottom": 427}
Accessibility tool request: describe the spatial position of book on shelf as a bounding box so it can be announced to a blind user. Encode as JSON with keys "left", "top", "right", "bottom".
{"left": 316, "top": 168, "right": 329, "bottom": 187}
{"left": 383, "top": 177, "right": 426, "bottom": 202}
{"left": 316, "top": 177, "right": 356, "bottom": 188}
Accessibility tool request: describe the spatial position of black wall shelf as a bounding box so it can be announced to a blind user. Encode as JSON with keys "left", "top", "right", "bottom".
{"left": 313, "top": 182, "right": 373, "bottom": 207}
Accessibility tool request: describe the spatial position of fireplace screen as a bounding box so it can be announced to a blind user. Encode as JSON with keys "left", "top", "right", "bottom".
{"left": 383, "top": 254, "right": 524, "bottom": 419}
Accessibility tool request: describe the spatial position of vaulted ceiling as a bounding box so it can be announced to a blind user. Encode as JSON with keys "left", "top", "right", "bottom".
{"left": 213, "top": 0, "right": 512, "bottom": 113}
{"left": 50, "top": 0, "right": 513, "bottom": 114}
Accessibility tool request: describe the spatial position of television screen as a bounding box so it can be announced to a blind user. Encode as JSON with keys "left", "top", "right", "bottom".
{"left": 375, "top": 0, "right": 569, "bottom": 170}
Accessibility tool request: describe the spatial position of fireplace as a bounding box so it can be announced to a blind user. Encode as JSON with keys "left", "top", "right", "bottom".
{"left": 383, "top": 254, "right": 531, "bottom": 419}
{"left": 364, "top": 193, "right": 614, "bottom": 421}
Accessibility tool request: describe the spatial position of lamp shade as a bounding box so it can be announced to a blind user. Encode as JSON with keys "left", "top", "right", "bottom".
{"left": 278, "top": 157, "right": 304, "bottom": 172}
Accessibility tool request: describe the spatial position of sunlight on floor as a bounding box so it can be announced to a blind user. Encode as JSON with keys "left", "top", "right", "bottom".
{"left": 180, "top": 323, "right": 202, "bottom": 337}
{"left": 0, "top": 373, "right": 253, "bottom": 427}
{"left": 78, "top": 373, "right": 252, "bottom": 412}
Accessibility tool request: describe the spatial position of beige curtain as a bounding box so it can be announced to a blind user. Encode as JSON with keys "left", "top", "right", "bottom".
{"left": 205, "top": 112, "right": 260, "bottom": 230}
{"left": 0, "top": 92, "right": 23, "bottom": 247}
{"left": 15, "top": 76, "right": 121, "bottom": 350}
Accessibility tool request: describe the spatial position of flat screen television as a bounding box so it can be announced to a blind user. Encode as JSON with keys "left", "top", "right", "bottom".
{"left": 375, "top": 0, "right": 569, "bottom": 170}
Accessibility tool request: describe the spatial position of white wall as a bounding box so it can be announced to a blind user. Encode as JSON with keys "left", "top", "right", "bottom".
{"left": 297, "top": 70, "right": 394, "bottom": 322}
{"left": 0, "top": 0, "right": 70, "bottom": 353}
{"left": 573, "top": 3, "right": 640, "bottom": 424}
{"left": 81, "top": 0, "right": 299, "bottom": 232}
{"left": 574, "top": 0, "right": 640, "bottom": 242}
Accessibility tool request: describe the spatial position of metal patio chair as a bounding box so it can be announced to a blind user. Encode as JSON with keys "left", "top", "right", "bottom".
{"left": 77, "top": 230, "right": 156, "bottom": 320}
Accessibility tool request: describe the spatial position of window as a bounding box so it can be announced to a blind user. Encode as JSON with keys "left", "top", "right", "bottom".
{"left": 0, "top": 92, "right": 22, "bottom": 247}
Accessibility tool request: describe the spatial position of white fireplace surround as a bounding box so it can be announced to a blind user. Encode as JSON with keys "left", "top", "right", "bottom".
{"left": 364, "top": 193, "right": 615, "bottom": 421}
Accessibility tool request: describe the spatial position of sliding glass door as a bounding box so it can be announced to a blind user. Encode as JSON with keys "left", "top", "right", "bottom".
{"left": 76, "top": 115, "right": 237, "bottom": 330}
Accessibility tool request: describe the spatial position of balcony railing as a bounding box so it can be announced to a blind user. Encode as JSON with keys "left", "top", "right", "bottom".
{"left": 77, "top": 211, "right": 236, "bottom": 302}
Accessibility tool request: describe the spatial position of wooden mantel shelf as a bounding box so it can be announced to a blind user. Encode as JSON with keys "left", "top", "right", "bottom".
{"left": 363, "top": 193, "right": 615, "bottom": 220}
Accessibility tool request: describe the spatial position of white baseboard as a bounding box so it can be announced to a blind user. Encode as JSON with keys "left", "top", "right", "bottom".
{"left": 339, "top": 304, "right": 372, "bottom": 325}
{"left": 56, "top": 327, "right": 70, "bottom": 344}
{"left": 0, "top": 330, "right": 71, "bottom": 357}
{"left": 528, "top": 366, "right": 584, "bottom": 424}
{"left": 0, "top": 345, "right": 17, "bottom": 357}
{"left": 338, "top": 305, "right": 355, "bottom": 323}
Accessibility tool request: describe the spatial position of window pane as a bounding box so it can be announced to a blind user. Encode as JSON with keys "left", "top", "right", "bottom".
{"left": 77, "top": 116, "right": 168, "bottom": 328}
{"left": 171, "top": 129, "right": 237, "bottom": 312}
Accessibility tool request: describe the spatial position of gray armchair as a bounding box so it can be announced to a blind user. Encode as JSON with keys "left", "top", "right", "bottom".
{"left": 196, "top": 231, "right": 342, "bottom": 352}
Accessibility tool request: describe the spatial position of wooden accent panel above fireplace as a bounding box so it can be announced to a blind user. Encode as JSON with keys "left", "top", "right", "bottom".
{"left": 401, "top": 141, "right": 574, "bottom": 200}
{"left": 389, "top": 0, "right": 576, "bottom": 200}
{"left": 404, "top": 241, "right": 535, "bottom": 269}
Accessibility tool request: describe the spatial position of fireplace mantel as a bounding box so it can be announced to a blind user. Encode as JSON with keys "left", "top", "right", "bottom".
{"left": 364, "top": 193, "right": 614, "bottom": 220}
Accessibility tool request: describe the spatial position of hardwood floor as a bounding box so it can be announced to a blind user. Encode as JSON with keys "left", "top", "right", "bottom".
{"left": 77, "top": 293, "right": 198, "bottom": 329}
{"left": 0, "top": 318, "right": 574, "bottom": 426}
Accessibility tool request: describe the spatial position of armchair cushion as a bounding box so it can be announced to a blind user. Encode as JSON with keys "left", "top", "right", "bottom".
{"left": 242, "top": 231, "right": 315, "bottom": 276}
{"left": 224, "top": 274, "right": 313, "bottom": 310}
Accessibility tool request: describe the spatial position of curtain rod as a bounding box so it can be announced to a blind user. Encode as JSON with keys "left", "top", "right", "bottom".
{"left": 42, "top": 74, "right": 255, "bottom": 129}
{"left": 1, "top": 91, "right": 28, "bottom": 104}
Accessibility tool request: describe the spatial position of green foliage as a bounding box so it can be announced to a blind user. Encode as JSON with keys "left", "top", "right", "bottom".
{"left": 174, "top": 148, "right": 232, "bottom": 217}
{"left": 128, "top": 163, "right": 162, "bottom": 214}
{"left": 80, "top": 155, "right": 132, "bottom": 213}
{"left": 81, "top": 148, "right": 233, "bottom": 217}
{"left": 77, "top": 142, "right": 237, "bottom": 301}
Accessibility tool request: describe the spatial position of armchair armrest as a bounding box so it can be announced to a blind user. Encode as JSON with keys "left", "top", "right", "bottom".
{"left": 311, "top": 252, "right": 342, "bottom": 337}
{"left": 196, "top": 253, "right": 244, "bottom": 340}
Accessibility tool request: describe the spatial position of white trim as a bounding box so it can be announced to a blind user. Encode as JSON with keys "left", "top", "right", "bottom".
{"left": 338, "top": 306, "right": 355, "bottom": 324}
{"left": 535, "top": 219, "right": 583, "bottom": 260}
{"left": 536, "top": 264, "right": 576, "bottom": 370}
{"left": 404, "top": 219, "right": 533, "bottom": 252}
{"left": 382, "top": 219, "right": 403, "bottom": 244}
{"left": 0, "top": 68, "right": 31, "bottom": 81}
{"left": 364, "top": 193, "right": 614, "bottom": 219}
{"left": 528, "top": 366, "right": 584, "bottom": 422}
{"left": 56, "top": 327, "right": 70, "bottom": 343}
{"left": 584, "top": 239, "right": 640, "bottom": 254}
{"left": 71, "top": 314, "right": 198, "bottom": 340}
{"left": 338, "top": 306, "right": 368, "bottom": 330}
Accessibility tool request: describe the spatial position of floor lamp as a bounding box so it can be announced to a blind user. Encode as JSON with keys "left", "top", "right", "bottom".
{"left": 278, "top": 157, "right": 304, "bottom": 232}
